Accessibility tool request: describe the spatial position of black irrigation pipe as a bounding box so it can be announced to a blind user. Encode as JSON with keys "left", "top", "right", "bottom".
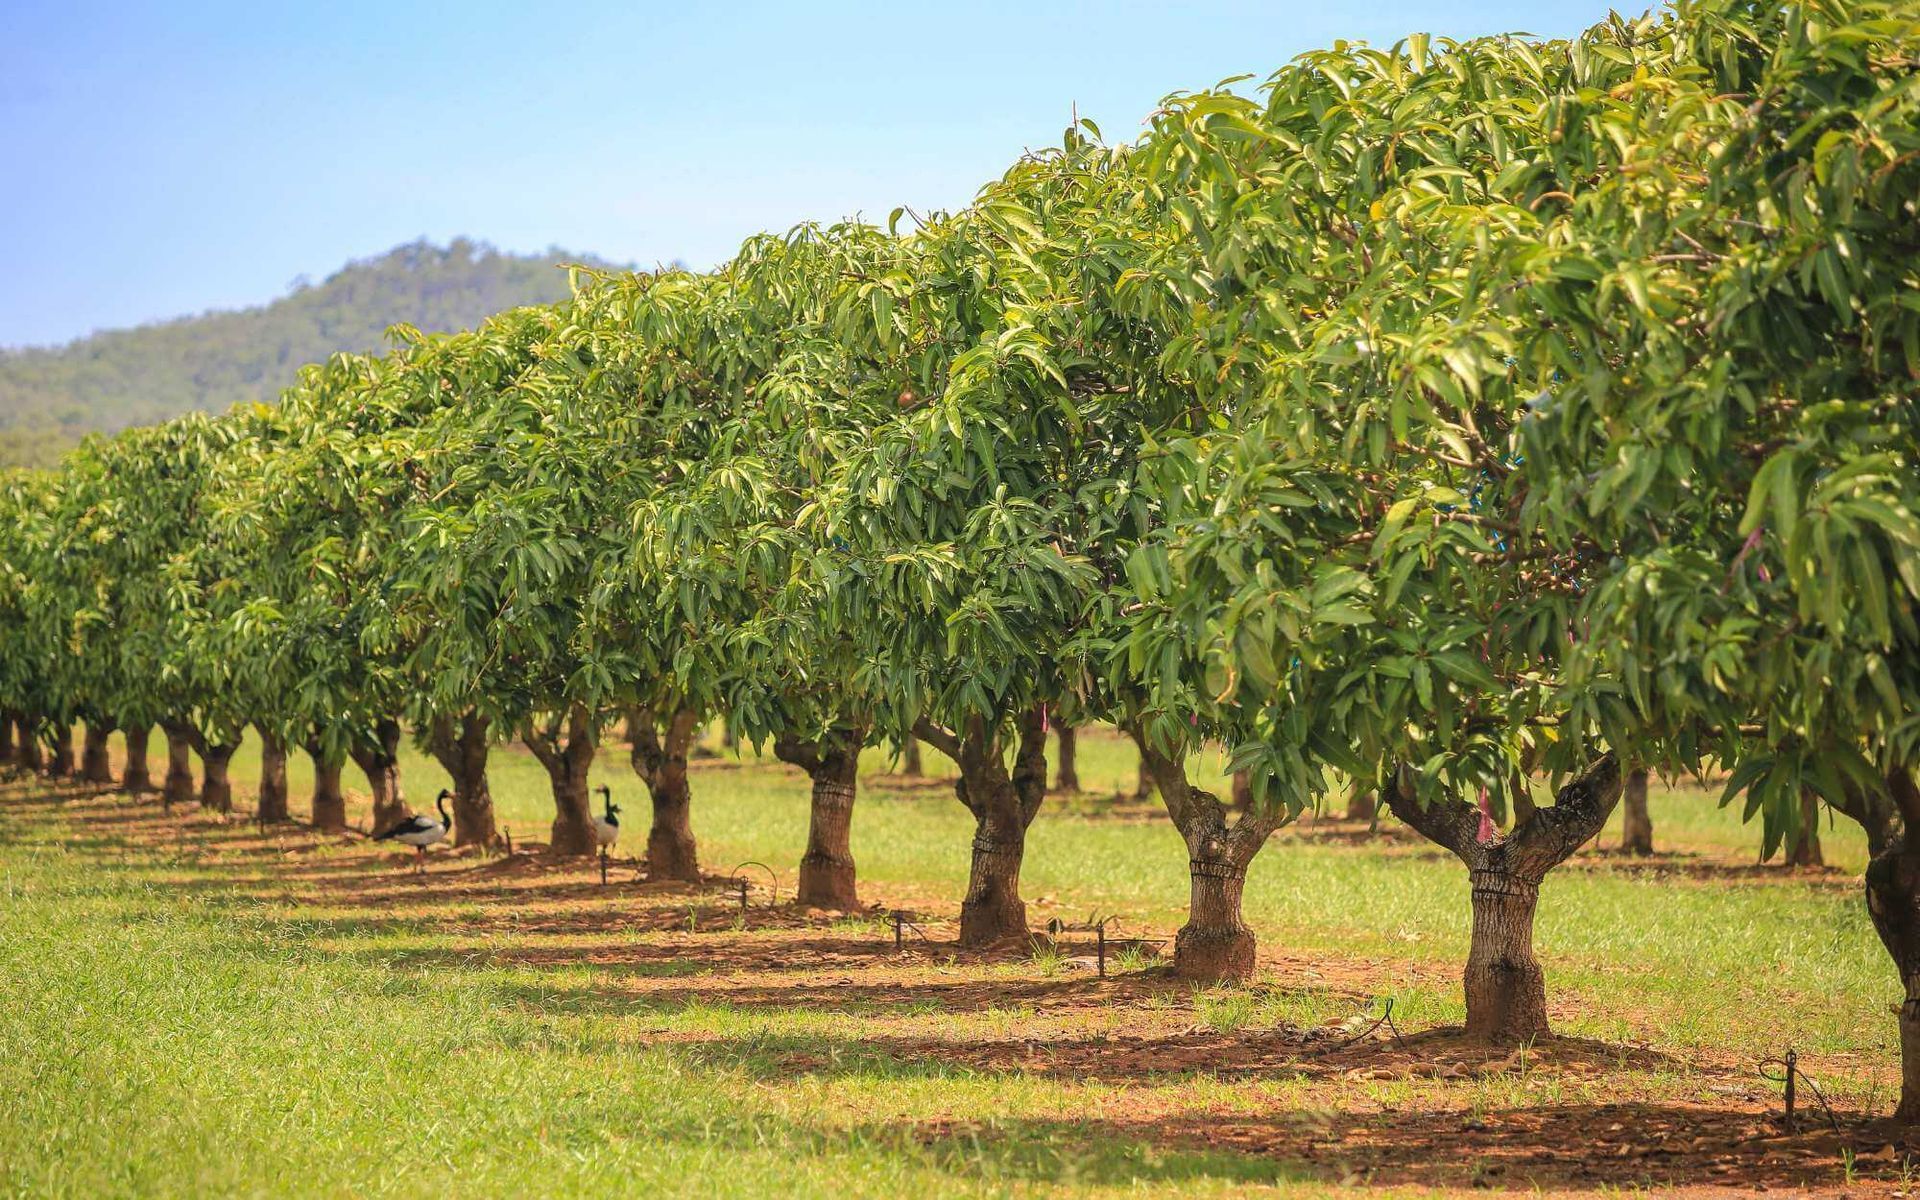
{"left": 1759, "top": 1048, "right": 1842, "bottom": 1135}
{"left": 727, "top": 861, "right": 780, "bottom": 912}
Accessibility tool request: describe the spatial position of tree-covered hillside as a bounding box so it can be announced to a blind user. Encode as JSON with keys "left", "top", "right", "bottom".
{"left": 0, "top": 239, "right": 624, "bottom": 467}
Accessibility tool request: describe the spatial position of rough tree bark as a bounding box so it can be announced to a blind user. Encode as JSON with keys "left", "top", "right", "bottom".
{"left": 80, "top": 719, "right": 116, "bottom": 784}
{"left": 160, "top": 722, "right": 194, "bottom": 807}
{"left": 1866, "top": 769, "right": 1920, "bottom": 1122}
{"left": 773, "top": 722, "right": 867, "bottom": 910}
{"left": 348, "top": 718, "right": 410, "bottom": 833}
{"left": 1785, "top": 788, "right": 1824, "bottom": 867}
{"left": 1619, "top": 766, "right": 1654, "bottom": 856}
{"left": 524, "top": 706, "right": 597, "bottom": 857}
{"left": 307, "top": 738, "right": 347, "bottom": 831}
{"left": 1383, "top": 754, "right": 1622, "bottom": 1044}
{"left": 1835, "top": 782, "right": 1902, "bottom": 860}
{"left": 901, "top": 736, "right": 923, "bottom": 777}
{"left": 630, "top": 707, "right": 701, "bottom": 882}
{"left": 428, "top": 712, "right": 496, "bottom": 847}
{"left": 186, "top": 730, "right": 240, "bottom": 813}
{"left": 1132, "top": 731, "right": 1280, "bottom": 982}
{"left": 256, "top": 727, "right": 289, "bottom": 824}
{"left": 120, "top": 723, "right": 152, "bottom": 793}
{"left": 916, "top": 708, "right": 1048, "bottom": 949}
{"left": 46, "top": 722, "right": 75, "bottom": 779}
{"left": 1054, "top": 723, "right": 1080, "bottom": 793}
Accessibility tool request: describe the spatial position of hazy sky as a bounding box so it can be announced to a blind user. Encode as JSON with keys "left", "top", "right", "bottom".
{"left": 2, "top": 0, "right": 1620, "bottom": 348}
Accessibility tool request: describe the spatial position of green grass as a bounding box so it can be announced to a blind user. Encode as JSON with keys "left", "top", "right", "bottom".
{"left": 0, "top": 725, "right": 1898, "bottom": 1196}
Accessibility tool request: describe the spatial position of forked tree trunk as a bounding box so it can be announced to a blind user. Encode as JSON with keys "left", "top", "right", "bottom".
{"left": 774, "top": 723, "right": 866, "bottom": 910}
{"left": 1346, "top": 788, "right": 1377, "bottom": 823}
{"left": 919, "top": 708, "right": 1048, "bottom": 948}
{"left": 257, "top": 728, "right": 290, "bottom": 824}
{"left": 428, "top": 712, "right": 496, "bottom": 847}
{"left": 901, "top": 736, "right": 923, "bottom": 777}
{"left": 1133, "top": 731, "right": 1279, "bottom": 982}
{"left": 46, "top": 723, "right": 74, "bottom": 779}
{"left": 525, "top": 707, "right": 597, "bottom": 857}
{"left": 1384, "top": 755, "right": 1623, "bottom": 1044}
{"left": 349, "top": 718, "right": 409, "bottom": 833}
{"left": 196, "top": 740, "right": 238, "bottom": 813}
{"left": 80, "top": 720, "right": 116, "bottom": 784}
{"left": 1054, "top": 724, "right": 1079, "bottom": 793}
{"left": 1785, "top": 788, "right": 1824, "bottom": 867}
{"left": 1865, "top": 769, "right": 1920, "bottom": 1123}
{"left": 1620, "top": 767, "right": 1654, "bottom": 855}
{"left": 120, "top": 724, "right": 152, "bottom": 793}
{"left": 161, "top": 723, "right": 193, "bottom": 807}
{"left": 307, "top": 740, "right": 347, "bottom": 831}
{"left": 631, "top": 707, "right": 701, "bottom": 882}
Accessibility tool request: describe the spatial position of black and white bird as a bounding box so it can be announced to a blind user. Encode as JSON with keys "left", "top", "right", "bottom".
{"left": 373, "top": 788, "right": 451, "bottom": 873}
{"left": 592, "top": 784, "right": 620, "bottom": 851}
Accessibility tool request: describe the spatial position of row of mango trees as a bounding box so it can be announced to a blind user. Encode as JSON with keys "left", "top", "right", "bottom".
{"left": 3, "top": 0, "right": 1918, "bottom": 1115}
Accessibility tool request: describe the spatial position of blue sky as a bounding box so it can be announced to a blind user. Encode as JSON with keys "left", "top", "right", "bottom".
{"left": 2, "top": 0, "right": 1621, "bottom": 349}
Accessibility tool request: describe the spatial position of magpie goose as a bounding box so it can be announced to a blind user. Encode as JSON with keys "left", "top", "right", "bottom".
{"left": 592, "top": 784, "right": 620, "bottom": 850}
{"left": 373, "top": 788, "right": 451, "bottom": 873}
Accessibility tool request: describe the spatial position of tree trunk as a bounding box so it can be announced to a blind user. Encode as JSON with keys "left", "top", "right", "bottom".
{"left": 161, "top": 724, "right": 194, "bottom": 807}
{"left": 1346, "top": 788, "right": 1376, "bottom": 823}
{"left": 631, "top": 707, "right": 701, "bottom": 882}
{"left": 921, "top": 709, "right": 1048, "bottom": 949}
{"left": 1620, "top": 767, "right": 1653, "bottom": 855}
{"left": 1786, "top": 788, "right": 1824, "bottom": 867}
{"left": 1132, "top": 730, "right": 1278, "bottom": 982}
{"left": 428, "top": 713, "right": 496, "bottom": 847}
{"left": 81, "top": 721, "right": 116, "bottom": 784}
{"left": 257, "top": 729, "right": 289, "bottom": 823}
{"left": 1384, "top": 754, "right": 1622, "bottom": 1044}
{"left": 308, "top": 741, "right": 347, "bottom": 831}
{"left": 774, "top": 724, "right": 865, "bottom": 910}
{"left": 46, "top": 723, "right": 74, "bottom": 779}
{"left": 197, "top": 742, "right": 237, "bottom": 813}
{"left": 120, "top": 724, "right": 152, "bottom": 793}
{"left": 0, "top": 709, "right": 13, "bottom": 765}
{"left": 1865, "top": 769, "right": 1920, "bottom": 1122}
{"left": 525, "top": 708, "right": 597, "bottom": 857}
{"left": 349, "top": 718, "right": 409, "bottom": 833}
{"left": 1054, "top": 724, "right": 1079, "bottom": 793}
{"left": 1230, "top": 770, "right": 1252, "bottom": 812}
{"left": 17, "top": 715, "right": 44, "bottom": 773}
{"left": 901, "top": 736, "right": 923, "bottom": 777}
{"left": 1133, "top": 751, "right": 1154, "bottom": 801}
{"left": 1465, "top": 870, "right": 1548, "bottom": 1042}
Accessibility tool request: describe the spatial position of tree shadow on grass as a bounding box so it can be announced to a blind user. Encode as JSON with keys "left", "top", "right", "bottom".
{"left": 864, "top": 1101, "right": 1913, "bottom": 1192}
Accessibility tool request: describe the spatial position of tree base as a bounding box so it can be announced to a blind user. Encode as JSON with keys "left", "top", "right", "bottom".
{"left": 1173, "top": 924, "right": 1257, "bottom": 982}
{"left": 646, "top": 830, "right": 700, "bottom": 882}
{"left": 549, "top": 814, "right": 597, "bottom": 858}
{"left": 796, "top": 856, "right": 859, "bottom": 910}
{"left": 958, "top": 895, "right": 1030, "bottom": 948}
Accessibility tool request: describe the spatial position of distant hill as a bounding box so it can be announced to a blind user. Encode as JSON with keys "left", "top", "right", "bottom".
{"left": 0, "top": 239, "right": 625, "bottom": 468}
